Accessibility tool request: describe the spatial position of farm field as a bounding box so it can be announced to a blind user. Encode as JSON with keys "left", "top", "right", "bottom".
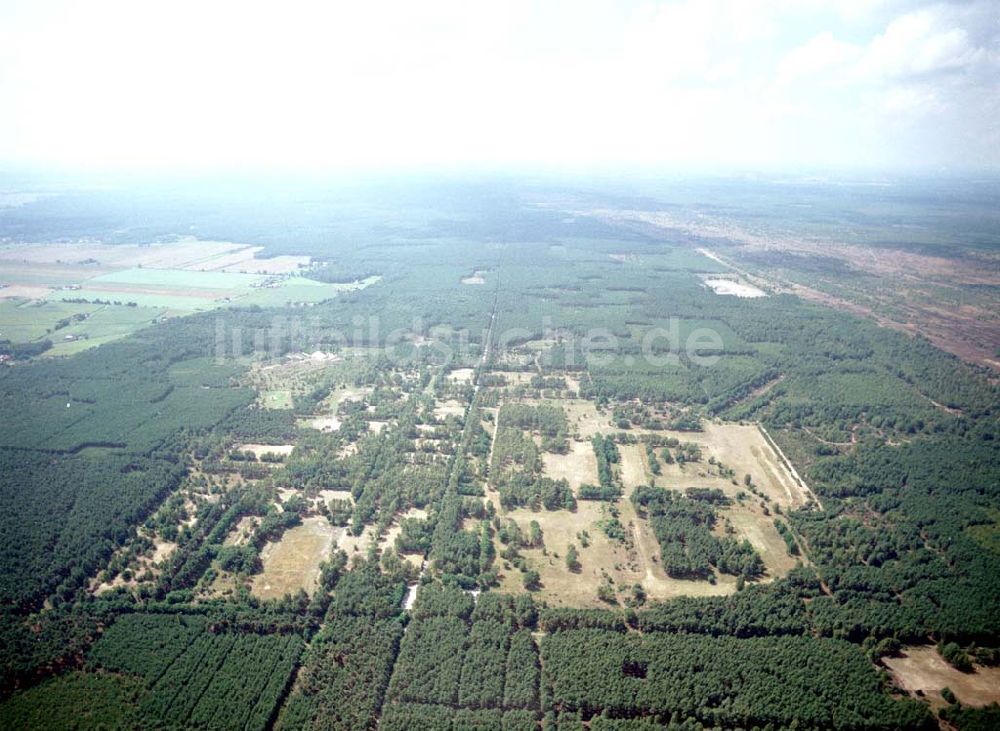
{"left": 0, "top": 299, "right": 103, "bottom": 341}
{"left": 0, "top": 242, "right": 379, "bottom": 347}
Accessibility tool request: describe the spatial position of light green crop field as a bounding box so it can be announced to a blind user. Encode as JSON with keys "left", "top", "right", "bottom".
{"left": 44, "top": 305, "right": 165, "bottom": 356}
{"left": 71, "top": 287, "right": 219, "bottom": 311}
{"left": 238, "top": 275, "right": 382, "bottom": 307}
{"left": 88, "top": 267, "right": 266, "bottom": 290}
{"left": 0, "top": 299, "right": 102, "bottom": 341}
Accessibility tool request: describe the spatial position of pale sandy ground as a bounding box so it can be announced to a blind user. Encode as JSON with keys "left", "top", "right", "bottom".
{"left": 703, "top": 278, "right": 767, "bottom": 298}
{"left": 490, "top": 419, "right": 807, "bottom": 607}
{"left": 252, "top": 516, "right": 337, "bottom": 599}
{"left": 0, "top": 240, "right": 310, "bottom": 274}
{"left": 0, "top": 284, "right": 54, "bottom": 299}
{"left": 542, "top": 440, "right": 599, "bottom": 490}
{"left": 447, "top": 367, "right": 475, "bottom": 383}
{"left": 884, "top": 646, "right": 1000, "bottom": 708}
{"left": 236, "top": 443, "right": 295, "bottom": 458}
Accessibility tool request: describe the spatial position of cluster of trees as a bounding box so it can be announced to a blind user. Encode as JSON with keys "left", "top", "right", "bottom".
{"left": 498, "top": 474, "right": 576, "bottom": 512}
{"left": 386, "top": 585, "right": 540, "bottom": 716}
{"left": 633, "top": 487, "right": 763, "bottom": 581}
{"left": 541, "top": 629, "right": 933, "bottom": 729}
{"left": 0, "top": 448, "right": 186, "bottom": 611}
{"left": 86, "top": 612, "right": 302, "bottom": 730}
{"left": 497, "top": 403, "right": 569, "bottom": 453}
{"left": 278, "top": 615, "right": 403, "bottom": 730}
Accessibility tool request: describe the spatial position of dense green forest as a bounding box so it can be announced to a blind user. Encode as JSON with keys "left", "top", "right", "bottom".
{"left": 1, "top": 177, "right": 999, "bottom": 729}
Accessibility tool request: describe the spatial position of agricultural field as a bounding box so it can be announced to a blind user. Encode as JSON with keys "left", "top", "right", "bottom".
{"left": 0, "top": 240, "right": 380, "bottom": 356}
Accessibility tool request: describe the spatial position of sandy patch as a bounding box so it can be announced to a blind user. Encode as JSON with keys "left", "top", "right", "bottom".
{"left": 884, "top": 646, "right": 1000, "bottom": 708}
{"left": 461, "top": 271, "right": 487, "bottom": 284}
{"left": 237, "top": 443, "right": 295, "bottom": 458}
{"left": 252, "top": 516, "right": 337, "bottom": 600}
{"left": 542, "top": 440, "right": 599, "bottom": 490}
{"left": 0, "top": 284, "right": 54, "bottom": 299}
{"left": 434, "top": 400, "right": 466, "bottom": 419}
{"left": 496, "top": 499, "right": 734, "bottom": 608}
{"left": 223, "top": 516, "right": 261, "bottom": 547}
{"left": 448, "top": 367, "right": 475, "bottom": 384}
{"left": 644, "top": 422, "right": 813, "bottom": 511}
{"left": 703, "top": 278, "right": 767, "bottom": 298}
{"left": 561, "top": 399, "right": 615, "bottom": 439}
{"left": 619, "top": 444, "right": 649, "bottom": 490}
{"left": 307, "top": 415, "right": 342, "bottom": 432}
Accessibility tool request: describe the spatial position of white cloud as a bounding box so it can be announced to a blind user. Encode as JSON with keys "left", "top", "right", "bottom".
{"left": 775, "top": 31, "right": 860, "bottom": 86}
{"left": 858, "top": 7, "right": 987, "bottom": 80}
{"left": 0, "top": 0, "right": 996, "bottom": 171}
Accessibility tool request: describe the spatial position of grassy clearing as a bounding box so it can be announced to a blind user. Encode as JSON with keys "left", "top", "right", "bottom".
{"left": 967, "top": 509, "right": 1000, "bottom": 554}
{"left": 256, "top": 390, "right": 293, "bottom": 410}
{"left": 238, "top": 275, "right": 380, "bottom": 307}
{"left": 491, "top": 396, "right": 807, "bottom": 607}
{"left": 884, "top": 645, "right": 1000, "bottom": 708}
{"left": 252, "top": 516, "right": 337, "bottom": 600}
{"left": 542, "top": 439, "right": 598, "bottom": 490}
{"left": 649, "top": 422, "right": 812, "bottom": 510}
{"left": 494, "top": 498, "right": 734, "bottom": 608}
{"left": 618, "top": 443, "right": 648, "bottom": 489}
{"left": 0, "top": 298, "right": 165, "bottom": 355}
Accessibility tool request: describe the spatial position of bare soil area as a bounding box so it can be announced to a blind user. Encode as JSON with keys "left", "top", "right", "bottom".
{"left": 884, "top": 646, "right": 1000, "bottom": 708}
{"left": 542, "top": 440, "right": 599, "bottom": 490}
{"left": 252, "top": 516, "right": 337, "bottom": 600}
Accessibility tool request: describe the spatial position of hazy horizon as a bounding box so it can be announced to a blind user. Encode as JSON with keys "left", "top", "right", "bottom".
{"left": 1, "top": 0, "right": 998, "bottom": 175}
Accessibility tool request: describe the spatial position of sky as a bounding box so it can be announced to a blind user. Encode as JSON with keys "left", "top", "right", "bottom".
{"left": 0, "top": 0, "right": 997, "bottom": 173}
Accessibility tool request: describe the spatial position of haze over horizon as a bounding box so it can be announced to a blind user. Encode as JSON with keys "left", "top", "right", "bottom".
{"left": 1, "top": 0, "right": 998, "bottom": 175}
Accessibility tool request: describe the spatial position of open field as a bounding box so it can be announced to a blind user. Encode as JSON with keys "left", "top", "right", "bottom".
{"left": 0, "top": 239, "right": 310, "bottom": 274}
{"left": 884, "top": 646, "right": 1000, "bottom": 708}
{"left": 0, "top": 299, "right": 101, "bottom": 341}
{"left": 0, "top": 297, "right": 166, "bottom": 355}
{"left": 619, "top": 443, "right": 648, "bottom": 489}
{"left": 447, "top": 367, "right": 475, "bottom": 383}
{"left": 300, "top": 384, "right": 372, "bottom": 431}
{"left": 494, "top": 498, "right": 735, "bottom": 608}
{"left": 491, "top": 405, "right": 808, "bottom": 607}
{"left": 252, "top": 516, "right": 337, "bottom": 600}
{"left": 434, "top": 399, "right": 466, "bottom": 419}
{"left": 45, "top": 305, "right": 166, "bottom": 355}
{"left": 542, "top": 439, "right": 598, "bottom": 489}
{"left": 0, "top": 242, "right": 379, "bottom": 323}
{"left": 702, "top": 277, "right": 767, "bottom": 298}
{"left": 460, "top": 270, "right": 487, "bottom": 284}
{"left": 561, "top": 398, "right": 615, "bottom": 438}
{"left": 88, "top": 266, "right": 265, "bottom": 290}
{"left": 648, "top": 422, "right": 816, "bottom": 510}
{"left": 236, "top": 443, "right": 295, "bottom": 459}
